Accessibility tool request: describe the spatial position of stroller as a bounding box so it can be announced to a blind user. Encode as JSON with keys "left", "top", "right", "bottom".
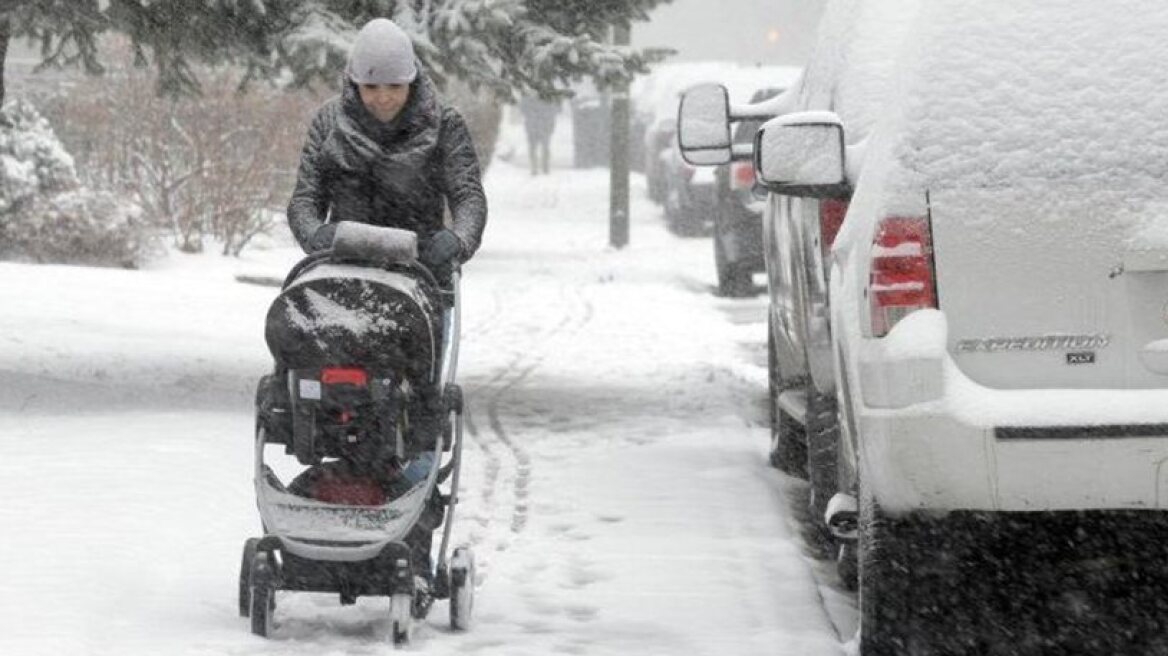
{"left": 237, "top": 223, "right": 473, "bottom": 645}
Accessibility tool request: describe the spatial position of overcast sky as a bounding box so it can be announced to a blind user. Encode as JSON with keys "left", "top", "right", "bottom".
{"left": 633, "top": 0, "right": 827, "bottom": 66}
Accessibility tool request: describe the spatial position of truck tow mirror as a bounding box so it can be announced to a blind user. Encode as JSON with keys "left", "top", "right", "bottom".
{"left": 677, "top": 84, "right": 732, "bottom": 166}
{"left": 755, "top": 111, "right": 849, "bottom": 198}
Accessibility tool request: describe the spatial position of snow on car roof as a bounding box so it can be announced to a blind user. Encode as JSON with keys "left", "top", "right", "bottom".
{"left": 844, "top": 1, "right": 1168, "bottom": 251}
{"left": 892, "top": 1, "right": 1168, "bottom": 192}
{"left": 798, "top": 0, "right": 923, "bottom": 144}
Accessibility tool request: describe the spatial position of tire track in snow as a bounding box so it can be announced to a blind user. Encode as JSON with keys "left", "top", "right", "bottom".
{"left": 458, "top": 277, "right": 537, "bottom": 539}
{"left": 461, "top": 280, "right": 593, "bottom": 577}
{"left": 489, "top": 283, "right": 593, "bottom": 535}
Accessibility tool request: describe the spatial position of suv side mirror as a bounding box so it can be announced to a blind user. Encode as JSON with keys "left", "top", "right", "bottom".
{"left": 677, "top": 84, "right": 732, "bottom": 165}
{"left": 754, "top": 111, "right": 849, "bottom": 198}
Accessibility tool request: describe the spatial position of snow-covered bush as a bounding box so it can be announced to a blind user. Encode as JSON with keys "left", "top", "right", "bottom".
{"left": 12, "top": 190, "right": 149, "bottom": 268}
{"left": 0, "top": 100, "right": 76, "bottom": 213}
{"left": 0, "top": 101, "right": 149, "bottom": 268}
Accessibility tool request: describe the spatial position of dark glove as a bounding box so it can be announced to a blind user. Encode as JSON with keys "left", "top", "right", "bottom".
{"left": 309, "top": 223, "right": 338, "bottom": 253}
{"left": 418, "top": 229, "right": 463, "bottom": 272}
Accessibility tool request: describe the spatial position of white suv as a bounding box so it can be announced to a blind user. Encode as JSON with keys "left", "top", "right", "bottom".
{"left": 755, "top": 1, "right": 1168, "bottom": 652}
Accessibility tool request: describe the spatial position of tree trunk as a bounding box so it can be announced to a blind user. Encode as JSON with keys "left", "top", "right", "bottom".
{"left": 0, "top": 17, "right": 10, "bottom": 108}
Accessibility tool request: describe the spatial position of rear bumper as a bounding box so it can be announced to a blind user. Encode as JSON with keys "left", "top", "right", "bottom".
{"left": 855, "top": 310, "right": 1168, "bottom": 514}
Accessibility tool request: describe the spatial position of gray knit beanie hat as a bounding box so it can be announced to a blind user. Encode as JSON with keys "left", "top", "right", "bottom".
{"left": 346, "top": 18, "right": 418, "bottom": 85}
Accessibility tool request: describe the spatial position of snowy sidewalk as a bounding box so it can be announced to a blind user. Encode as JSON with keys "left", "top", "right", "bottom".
{"left": 0, "top": 160, "right": 847, "bottom": 655}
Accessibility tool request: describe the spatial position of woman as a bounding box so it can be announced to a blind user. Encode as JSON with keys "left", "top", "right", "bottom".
{"left": 287, "top": 18, "right": 487, "bottom": 275}
{"left": 284, "top": 18, "right": 486, "bottom": 603}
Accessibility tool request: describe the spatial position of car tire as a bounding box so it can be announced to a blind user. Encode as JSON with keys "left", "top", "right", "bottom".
{"left": 837, "top": 541, "right": 859, "bottom": 591}
{"left": 768, "top": 316, "right": 808, "bottom": 479}
{"left": 714, "top": 219, "right": 754, "bottom": 297}
{"left": 858, "top": 485, "right": 912, "bottom": 656}
{"left": 806, "top": 388, "right": 840, "bottom": 553}
{"left": 675, "top": 207, "right": 705, "bottom": 238}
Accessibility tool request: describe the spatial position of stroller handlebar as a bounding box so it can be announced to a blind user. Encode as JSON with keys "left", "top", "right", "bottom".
{"left": 282, "top": 249, "right": 459, "bottom": 297}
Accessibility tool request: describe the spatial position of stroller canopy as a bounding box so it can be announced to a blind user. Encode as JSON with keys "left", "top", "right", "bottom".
{"left": 265, "top": 264, "right": 440, "bottom": 382}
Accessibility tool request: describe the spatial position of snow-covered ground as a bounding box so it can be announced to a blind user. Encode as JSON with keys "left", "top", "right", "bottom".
{"left": 0, "top": 117, "right": 854, "bottom": 654}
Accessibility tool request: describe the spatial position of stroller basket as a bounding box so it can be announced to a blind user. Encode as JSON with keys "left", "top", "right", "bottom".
{"left": 256, "top": 447, "right": 441, "bottom": 561}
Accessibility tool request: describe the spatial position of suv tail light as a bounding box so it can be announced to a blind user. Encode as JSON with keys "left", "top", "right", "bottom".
{"left": 681, "top": 163, "right": 696, "bottom": 182}
{"left": 819, "top": 199, "right": 849, "bottom": 257}
{"left": 869, "top": 216, "right": 937, "bottom": 337}
{"left": 321, "top": 367, "right": 368, "bottom": 387}
{"left": 730, "top": 161, "right": 755, "bottom": 191}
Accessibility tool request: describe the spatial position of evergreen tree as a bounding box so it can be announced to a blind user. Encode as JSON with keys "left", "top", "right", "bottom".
{"left": 0, "top": 1, "right": 673, "bottom": 104}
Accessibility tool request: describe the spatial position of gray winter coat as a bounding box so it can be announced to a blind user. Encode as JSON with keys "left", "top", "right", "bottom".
{"left": 287, "top": 75, "right": 487, "bottom": 258}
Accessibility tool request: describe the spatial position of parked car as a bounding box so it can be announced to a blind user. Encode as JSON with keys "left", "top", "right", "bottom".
{"left": 754, "top": 0, "right": 1168, "bottom": 653}
{"left": 678, "top": 0, "right": 920, "bottom": 559}
{"left": 711, "top": 88, "right": 781, "bottom": 297}
{"left": 640, "top": 64, "right": 800, "bottom": 237}
{"left": 643, "top": 116, "right": 675, "bottom": 203}
{"left": 660, "top": 134, "right": 718, "bottom": 236}
{"left": 637, "top": 62, "right": 741, "bottom": 205}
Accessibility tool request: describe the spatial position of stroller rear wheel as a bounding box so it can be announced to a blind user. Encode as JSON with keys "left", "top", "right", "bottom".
{"left": 249, "top": 552, "right": 277, "bottom": 638}
{"left": 238, "top": 538, "right": 259, "bottom": 617}
{"left": 449, "top": 546, "right": 475, "bottom": 631}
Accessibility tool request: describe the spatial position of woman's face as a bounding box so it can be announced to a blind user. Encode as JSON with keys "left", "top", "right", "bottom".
{"left": 358, "top": 83, "right": 411, "bottom": 122}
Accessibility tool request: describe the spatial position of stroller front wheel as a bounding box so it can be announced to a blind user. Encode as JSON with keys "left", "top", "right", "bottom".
{"left": 249, "top": 553, "right": 277, "bottom": 638}
{"left": 389, "top": 592, "right": 413, "bottom": 646}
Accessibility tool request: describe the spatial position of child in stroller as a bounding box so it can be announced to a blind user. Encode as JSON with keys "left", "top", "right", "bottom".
{"left": 286, "top": 443, "right": 445, "bottom": 585}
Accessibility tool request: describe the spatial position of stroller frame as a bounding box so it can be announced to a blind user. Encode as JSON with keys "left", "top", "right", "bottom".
{"left": 240, "top": 247, "right": 473, "bottom": 645}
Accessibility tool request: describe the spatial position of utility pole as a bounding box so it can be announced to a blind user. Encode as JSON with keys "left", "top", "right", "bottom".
{"left": 0, "top": 17, "right": 10, "bottom": 107}
{"left": 608, "top": 20, "right": 631, "bottom": 249}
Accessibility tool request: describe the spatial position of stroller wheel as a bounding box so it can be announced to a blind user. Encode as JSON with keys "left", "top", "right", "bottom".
{"left": 249, "top": 552, "right": 277, "bottom": 638}
{"left": 449, "top": 547, "right": 475, "bottom": 631}
{"left": 389, "top": 592, "right": 412, "bottom": 646}
{"left": 238, "top": 538, "right": 259, "bottom": 618}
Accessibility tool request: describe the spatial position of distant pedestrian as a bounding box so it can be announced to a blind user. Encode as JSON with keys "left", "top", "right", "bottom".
{"left": 519, "top": 94, "right": 559, "bottom": 175}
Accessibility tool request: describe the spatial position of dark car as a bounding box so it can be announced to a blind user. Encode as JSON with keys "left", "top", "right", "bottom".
{"left": 661, "top": 130, "right": 718, "bottom": 236}
{"left": 711, "top": 88, "right": 783, "bottom": 296}
{"left": 644, "top": 116, "right": 676, "bottom": 204}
